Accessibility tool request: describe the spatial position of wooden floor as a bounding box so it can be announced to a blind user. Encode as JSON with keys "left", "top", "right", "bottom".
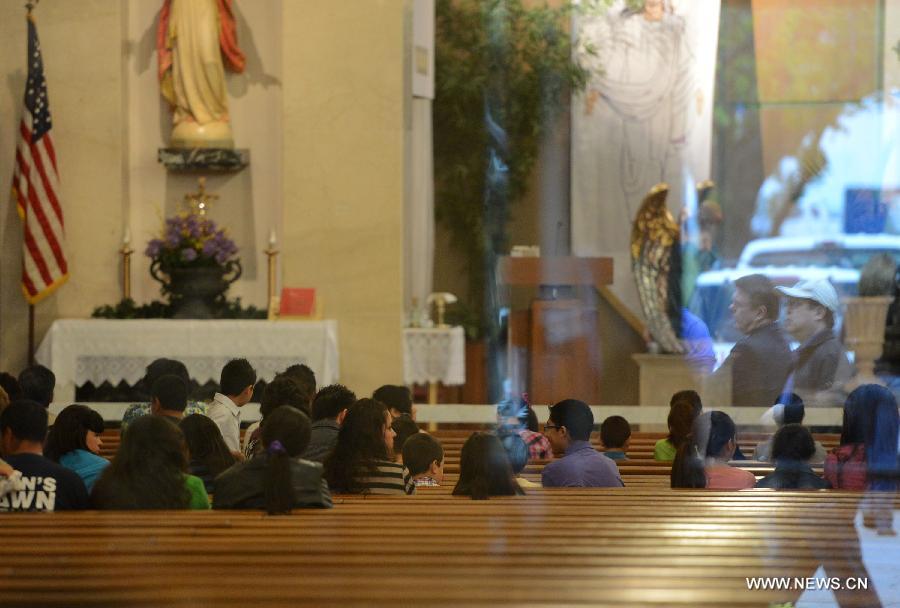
{"left": 1, "top": 488, "right": 896, "bottom": 606}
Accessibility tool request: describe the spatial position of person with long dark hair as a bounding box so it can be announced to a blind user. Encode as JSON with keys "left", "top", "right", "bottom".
{"left": 654, "top": 399, "right": 698, "bottom": 461}
{"left": 324, "top": 398, "right": 414, "bottom": 495}
{"left": 453, "top": 433, "right": 524, "bottom": 499}
{"left": 755, "top": 424, "right": 830, "bottom": 490}
{"left": 214, "top": 406, "right": 332, "bottom": 513}
{"left": 670, "top": 411, "right": 756, "bottom": 490}
{"left": 824, "top": 384, "right": 899, "bottom": 491}
{"left": 91, "top": 415, "right": 209, "bottom": 510}
{"left": 179, "top": 414, "right": 237, "bottom": 494}
{"left": 44, "top": 404, "right": 109, "bottom": 492}
{"left": 243, "top": 374, "right": 313, "bottom": 459}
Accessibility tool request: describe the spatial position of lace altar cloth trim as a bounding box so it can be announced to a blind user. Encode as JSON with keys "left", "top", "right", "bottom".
{"left": 36, "top": 319, "right": 339, "bottom": 386}
{"left": 402, "top": 327, "right": 465, "bottom": 386}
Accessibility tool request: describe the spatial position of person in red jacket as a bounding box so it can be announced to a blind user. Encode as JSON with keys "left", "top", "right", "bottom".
{"left": 824, "top": 384, "right": 899, "bottom": 490}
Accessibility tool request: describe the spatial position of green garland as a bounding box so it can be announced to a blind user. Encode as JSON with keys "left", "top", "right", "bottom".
{"left": 91, "top": 297, "right": 266, "bottom": 320}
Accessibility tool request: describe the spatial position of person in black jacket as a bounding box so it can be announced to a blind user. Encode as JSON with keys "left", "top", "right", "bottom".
{"left": 717, "top": 274, "right": 792, "bottom": 407}
{"left": 755, "top": 424, "right": 831, "bottom": 490}
{"left": 213, "top": 406, "right": 332, "bottom": 513}
{"left": 777, "top": 278, "right": 852, "bottom": 402}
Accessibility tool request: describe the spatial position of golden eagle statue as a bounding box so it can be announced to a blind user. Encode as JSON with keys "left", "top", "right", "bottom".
{"left": 630, "top": 183, "right": 683, "bottom": 354}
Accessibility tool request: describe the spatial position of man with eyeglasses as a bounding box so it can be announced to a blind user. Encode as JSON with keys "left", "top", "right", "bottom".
{"left": 541, "top": 399, "right": 623, "bottom": 488}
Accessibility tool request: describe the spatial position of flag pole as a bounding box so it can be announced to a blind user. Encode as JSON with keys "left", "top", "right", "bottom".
{"left": 28, "top": 304, "right": 35, "bottom": 365}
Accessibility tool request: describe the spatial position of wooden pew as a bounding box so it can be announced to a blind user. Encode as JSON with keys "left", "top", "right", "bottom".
{"left": 0, "top": 489, "right": 893, "bottom": 606}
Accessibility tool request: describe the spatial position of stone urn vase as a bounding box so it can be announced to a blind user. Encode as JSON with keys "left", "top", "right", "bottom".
{"left": 843, "top": 296, "right": 892, "bottom": 383}
{"left": 151, "top": 259, "right": 242, "bottom": 319}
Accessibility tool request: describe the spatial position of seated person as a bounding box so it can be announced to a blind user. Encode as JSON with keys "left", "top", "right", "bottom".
{"left": 654, "top": 393, "right": 701, "bottom": 461}
{"left": 120, "top": 358, "right": 207, "bottom": 432}
{"left": 92, "top": 415, "right": 209, "bottom": 510}
{"left": 179, "top": 414, "right": 237, "bottom": 494}
{"left": 280, "top": 363, "right": 317, "bottom": 402}
{"left": 43, "top": 404, "right": 109, "bottom": 492}
{"left": 499, "top": 432, "right": 540, "bottom": 488}
{"left": 452, "top": 432, "right": 524, "bottom": 499}
{"left": 207, "top": 358, "right": 257, "bottom": 454}
{"left": 324, "top": 399, "right": 415, "bottom": 495}
{"left": 373, "top": 384, "right": 417, "bottom": 420}
{"left": 303, "top": 384, "right": 356, "bottom": 463}
{"left": 776, "top": 278, "right": 852, "bottom": 400}
{"left": 0, "top": 372, "right": 22, "bottom": 401}
{"left": 17, "top": 365, "right": 56, "bottom": 424}
{"left": 401, "top": 432, "right": 444, "bottom": 487}
{"left": 671, "top": 411, "right": 756, "bottom": 490}
{"left": 825, "top": 384, "right": 899, "bottom": 491}
{"left": 754, "top": 394, "right": 826, "bottom": 463}
{"left": 1, "top": 400, "right": 89, "bottom": 511}
{"left": 0, "top": 458, "right": 25, "bottom": 500}
{"left": 755, "top": 424, "right": 831, "bottom": 490}
{"left": 0, "top": 385, "right": 9, "bottom": 416}
{"left": 243, "top": 375, "right": 313, "bottom": 459}
{"left": 496, "top": 397, "right": 551, "bottom": 461}
{"left": 214, "top": 406, "right": 332, "bottom": 512}
{"left": 715, "top": 274, "right": 792, "bottom": 408}
{"left": 599, "top": 415, "right": 631, "bottom": 461}
{"left": 391, "top": 414, "right": 420, "bottom": 461}
{"left": 542, "top": 400, "right": 622, "bottom": 488}
{"left": 150, "top": 374, "right": 190, "bottom": 423}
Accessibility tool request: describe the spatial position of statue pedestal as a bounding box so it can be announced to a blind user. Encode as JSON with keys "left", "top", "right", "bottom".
{"left": 632, "top": 353, "right": 731, "bottom": 408}
{"left": 158, "top": 148, "right": 249, "bottom": 172}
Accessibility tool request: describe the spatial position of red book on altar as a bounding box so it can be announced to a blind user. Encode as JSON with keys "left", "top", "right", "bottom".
{"left": 279, "top": 288, "right": 316, "bottom": 318}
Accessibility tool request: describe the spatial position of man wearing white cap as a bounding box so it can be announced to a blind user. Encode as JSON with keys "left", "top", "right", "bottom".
{"left": 776, "top": 279, "right": 852, "bottom": 396}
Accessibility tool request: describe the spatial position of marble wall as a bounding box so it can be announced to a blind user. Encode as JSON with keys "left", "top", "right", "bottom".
{"left": 282, "top": 0, "right": 409, "bottom": 395}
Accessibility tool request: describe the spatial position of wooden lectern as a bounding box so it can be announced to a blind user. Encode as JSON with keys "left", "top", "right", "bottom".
{"left": 497, "top": 257, "right": 613, "bottom": 405}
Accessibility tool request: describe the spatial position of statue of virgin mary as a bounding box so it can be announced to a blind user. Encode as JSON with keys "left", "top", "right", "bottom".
{"left": 157, "top": 0, "right": 246, "bottom": 148}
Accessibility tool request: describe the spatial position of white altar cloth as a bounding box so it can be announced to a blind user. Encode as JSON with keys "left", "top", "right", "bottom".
{"left": 402, "top": 327, "right": 465, "bottom": 386}
{"left": 36, "top": 319, "right": 339, "bottom": 402}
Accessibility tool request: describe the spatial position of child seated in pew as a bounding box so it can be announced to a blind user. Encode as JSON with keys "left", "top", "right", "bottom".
{"left": 43, "top": 404, "right": 110, "bottom": 493}
{"left": 496, "top": 397, "right": 551, "bottom": 461}
{"left": 599, "top": 415, "right": 631, "bottom": 461}
{"left": 401, "top": 432, "right": 444, "bottom": 487}
{"left": 754, "top": 393, "right": 826, "bottom": 463}
{"left": 325, "top": 399, "right": 415, "bottom": 495}
{"left": 671, "top": 411, "right": 756, "bottom": 490}
{"left": 391, "top": 414, "right": 421, "bottom": 462}
{"left": 214, "top": 406, "right": 332, "bottom": 513}
{"left": 179, "top": 414, "right": 237, "bottom": 494}
{"left": 654, "top": 391, "right": 701, "bottom": 461}
{"left": 92, "top": 415, "right": 210, "bottom": 510}
{"left": 453, "top": 432, "right": 524, "bottom": 499}
{"left": 755, "top": 424, "right": 831, "bottom": 489}
{"left": 499, "top": 433, "right": 540, "bottom": 488}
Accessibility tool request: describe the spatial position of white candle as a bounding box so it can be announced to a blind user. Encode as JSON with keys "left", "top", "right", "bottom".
{"left": 123, "top": 227, "right": 131, "bottom": 246}
{"left": 269, "top": 229, "right": 277, "bottom": 248}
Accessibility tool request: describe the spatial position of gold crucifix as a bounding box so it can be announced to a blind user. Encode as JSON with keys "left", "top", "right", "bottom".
{"left": 183, "top": 177, "right": 218, "bottom": 216}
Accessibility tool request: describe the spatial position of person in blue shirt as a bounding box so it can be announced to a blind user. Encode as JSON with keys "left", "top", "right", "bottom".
{"left": 542, "top": 400, "right": 623, "bottom": 488}
{"left": 43, "top": 404, "right": 109, "bottom": 493}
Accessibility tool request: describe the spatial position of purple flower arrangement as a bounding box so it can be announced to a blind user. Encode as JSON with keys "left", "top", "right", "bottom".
{"left": 145, "top": 212, "right": 239, "bottom": 268}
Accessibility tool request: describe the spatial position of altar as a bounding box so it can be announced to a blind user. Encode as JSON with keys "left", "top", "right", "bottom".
{"left": 36, "top": 319, "right": 339, "bottom": 402}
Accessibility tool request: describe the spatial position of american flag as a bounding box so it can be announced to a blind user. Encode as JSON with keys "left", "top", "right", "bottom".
{"left": 11, "top": 12, "right": 67, "bottom": 304}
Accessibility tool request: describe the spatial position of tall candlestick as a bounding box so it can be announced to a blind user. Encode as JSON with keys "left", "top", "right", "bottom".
{"left": 119, "top": 230, "right": 134, "bottom": 301}
{"left": 264, "top": 231, "right": 279, "bottom": 314}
